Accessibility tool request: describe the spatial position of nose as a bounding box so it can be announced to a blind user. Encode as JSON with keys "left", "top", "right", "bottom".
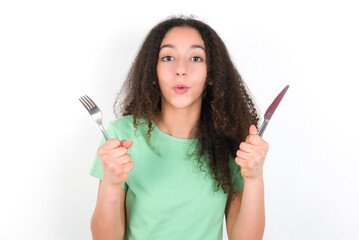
{"left": 176, "top": 72, "right": 186, "bottom": 76}
{"left": 175, "top": 58, "right": 186, "bottom": 76}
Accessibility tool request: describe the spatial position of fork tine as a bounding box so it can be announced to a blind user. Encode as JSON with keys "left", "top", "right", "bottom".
{"left": 84, "top": 95, "right": 96, "bottom": 109}
{"left": 82, "top": 96, "right": 95, "bottom": 109}
{"left": 79, "top": 96, "right": 91, "bottom": 110}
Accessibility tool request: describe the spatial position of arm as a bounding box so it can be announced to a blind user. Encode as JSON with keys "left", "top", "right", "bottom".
{"left": 227, "top": 125, "right": 268, "bottom": 240}
{"left": 91, "top": 139, "right": 134, "bottom": 240}
{"left": 91, "top": 180, "right": 127, "bottom": 240}
{"left": 227, "top": 178, "right": 265, "bottom": 240}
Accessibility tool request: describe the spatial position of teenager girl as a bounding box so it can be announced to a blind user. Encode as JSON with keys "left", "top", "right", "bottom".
{"left": 90, "top": 16, "right": 269, "bottom": 240}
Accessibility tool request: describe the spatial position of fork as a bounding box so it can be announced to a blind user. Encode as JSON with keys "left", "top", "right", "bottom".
{"left": 79, "top": 95, "right": 110, "bottom": 141}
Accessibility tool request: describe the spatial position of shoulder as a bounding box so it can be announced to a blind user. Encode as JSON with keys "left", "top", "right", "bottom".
{"left": 110, "top": 115, "right": 135, "bottom": 128}
{"left": 105, "top": 115, "right": 135, "bottom": 139}
{"left": 110, "top": 114, "right": 148, "bottom": 127}
{"left": 109, "top": 114, "right": 149, "bottom": 139}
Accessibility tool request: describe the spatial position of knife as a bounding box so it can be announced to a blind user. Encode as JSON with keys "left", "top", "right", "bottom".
{"left": 258, "top": 85, "right": 290, "bottom": 137}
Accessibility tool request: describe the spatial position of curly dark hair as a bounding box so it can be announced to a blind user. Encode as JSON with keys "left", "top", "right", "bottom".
{"left": 113, "top": 16, "right": 259, "bottom": 202}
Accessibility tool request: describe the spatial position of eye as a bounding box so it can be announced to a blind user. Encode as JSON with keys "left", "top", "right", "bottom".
{"left": 161, "top": 56, "right": 174, "bottom": 62}
{"left": 191, "top": 56, "right": 203, "bottom": 62}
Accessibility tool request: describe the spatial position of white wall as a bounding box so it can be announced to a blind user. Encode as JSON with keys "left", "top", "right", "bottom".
{"left": 1, "top": 0, "right": 358, "bottom": 239}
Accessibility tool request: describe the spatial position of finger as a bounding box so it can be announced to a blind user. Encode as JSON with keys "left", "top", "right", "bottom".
{"left": 239, "top": 142, "right": 257, "bottom": 153}
{"left": 249, "top": 125, "right": 258, "bottom": 135}
{"left": 236, "top": 149, "right": 254, "bottom": 161}
{"left": 116, "top": 154, "right": 132, "bottom": 165}
{"left": 235, "top": 156, "right": 247, "bottom": 167}
{"left": 108, "top": 156, "right": 133, "bottom": 174}
{"left": 121, "top": 140, "right": 133, "bottom": 149}
{"left": 102, "top": 138, "right": 122, "bottom": 149}
{"left": 245, "top": 134, "right": 262, "bottom": 145}
{"left": 109, "top": 146, "right": 128, "bottom": 158}
{"left": 122, "top": 161, "right": 135, "bottom": 172}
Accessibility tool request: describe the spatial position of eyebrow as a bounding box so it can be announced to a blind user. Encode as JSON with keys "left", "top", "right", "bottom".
{"left": 159, "top": 44, "right": 205, "bottom": 51}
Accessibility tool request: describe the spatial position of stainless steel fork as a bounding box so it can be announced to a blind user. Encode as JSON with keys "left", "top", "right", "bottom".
{"left": 79, "top": 95, "right": 110, "bottom": 141}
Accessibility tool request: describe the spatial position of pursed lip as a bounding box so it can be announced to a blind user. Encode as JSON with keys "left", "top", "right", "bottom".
{"left": 174, "top": 84, "right": 189, "bottom": 93}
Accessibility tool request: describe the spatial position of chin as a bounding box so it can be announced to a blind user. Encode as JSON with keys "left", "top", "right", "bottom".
{"left": 172, "top": 103, "right": 192, "bottom": 109}
{"left": 171, "top": 98, "right": 202, "bottom": 109}
{"left": 162, "top": 94, "right": 203, "bottom": 110}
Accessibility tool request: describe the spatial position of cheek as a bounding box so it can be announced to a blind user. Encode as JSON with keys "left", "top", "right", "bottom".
{"left": 156, "top": 64, "right": 165, "bottom": 80}
{"left": 157, "top": 64, "right": 174, "bottom": 81}
{"left": 190, "top": 66, "right": 207, "bottom": 88}
{"left": 190, "top": 63, "right": 207, "bottom": 78}
{"left": 156, "top": 69, "right": 173, "bottom": 97}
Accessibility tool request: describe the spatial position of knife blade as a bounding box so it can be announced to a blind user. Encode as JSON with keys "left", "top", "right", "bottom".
{"left": 258, "top": 85, "right": 290, "bottom": 137}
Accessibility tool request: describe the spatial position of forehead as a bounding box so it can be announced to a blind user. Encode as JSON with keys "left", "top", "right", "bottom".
{"left": 160, "top": 26, "right": 205, "bottom": 48}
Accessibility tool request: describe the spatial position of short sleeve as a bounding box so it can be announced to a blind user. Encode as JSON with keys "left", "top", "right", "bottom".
{"left": 229, "top": 155, "right": 244, "bottom": 191}
{"left": 89, "top": 122, "right": 128, "bottom": 190}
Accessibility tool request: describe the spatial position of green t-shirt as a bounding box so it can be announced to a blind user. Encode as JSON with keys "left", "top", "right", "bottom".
{"left": 90, "top": 115, "right": 244, "bottom": 240}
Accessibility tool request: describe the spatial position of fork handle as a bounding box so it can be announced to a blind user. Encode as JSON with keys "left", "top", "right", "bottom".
{"left": 99, "top": 124, "right": 110, "bottom": 141}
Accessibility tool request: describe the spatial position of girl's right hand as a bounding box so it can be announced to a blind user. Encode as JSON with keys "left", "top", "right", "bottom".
{"left": 97, "top": 138, "right": 134, "bottom": 187}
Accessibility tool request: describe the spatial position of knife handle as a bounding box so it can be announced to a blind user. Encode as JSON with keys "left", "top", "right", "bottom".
{"left": 258, "top": 119, "right": 269, "bottom": 137}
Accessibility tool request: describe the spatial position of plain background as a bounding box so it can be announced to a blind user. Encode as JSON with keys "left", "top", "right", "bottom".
{"left": 1, "top": 0, "right": 358, "bottom": 239}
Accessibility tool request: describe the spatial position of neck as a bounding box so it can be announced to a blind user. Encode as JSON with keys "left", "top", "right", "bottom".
{"left": 154, "top": 106, "right": 201, "bottom": 139}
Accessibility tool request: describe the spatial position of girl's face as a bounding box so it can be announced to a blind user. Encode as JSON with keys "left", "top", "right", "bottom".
{"left": 156, "top": 26, "right": 207, "bottom": 111}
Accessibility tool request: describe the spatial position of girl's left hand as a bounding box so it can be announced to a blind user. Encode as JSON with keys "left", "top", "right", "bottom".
{"left": 235, "top": 125, "right": 269, "bottom": 181}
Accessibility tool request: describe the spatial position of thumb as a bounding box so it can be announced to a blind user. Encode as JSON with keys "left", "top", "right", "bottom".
{"left": 121, "top": 140, "right": 133, "bottom": 148}
{"left": 249, "top": 125, "right": 258, "bottom": 135}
